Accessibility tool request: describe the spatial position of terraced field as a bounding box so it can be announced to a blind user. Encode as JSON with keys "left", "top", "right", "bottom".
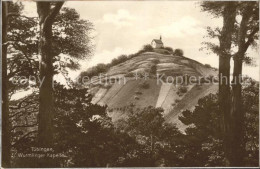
{"left": 85, "top": 51, "right": 218, "bottom": 129}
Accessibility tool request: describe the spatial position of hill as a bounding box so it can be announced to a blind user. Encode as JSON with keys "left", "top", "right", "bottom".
{"left": 82, "top": 51, "right": 218, "bottom": 130}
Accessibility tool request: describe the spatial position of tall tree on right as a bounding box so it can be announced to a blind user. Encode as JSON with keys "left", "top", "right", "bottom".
{"left": 201, "top": 1, "right": 259, "bottom": 166}
{"left": 230, "top": 1, "right": 258, "bottom": 166}
{"left": 200, "top": 1, "right": 237, "bottom": 166}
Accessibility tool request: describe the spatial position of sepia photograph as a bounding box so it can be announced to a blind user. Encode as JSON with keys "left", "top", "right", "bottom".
{"left": 1, "top": 0, "right": 259, "bottom": 168}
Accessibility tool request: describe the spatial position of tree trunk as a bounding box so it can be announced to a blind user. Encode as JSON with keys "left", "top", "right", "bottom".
{"left": 36, "top": 2, "right": 63, "bottom": 148}
{"left": 2, "top": 1, "right": 11, "bottom": 167}
{"left": 36, "top": 2, "right": 63, "bottom": 167}
{"left": 37, "top": 2, "right": 54, "bottom": 147}
{"left": 230, "top": 55, "right": 243, "bottom": 166}
{"left": 218, "top": 2, "right": 237, "bottom": 166}
{"left": 229, "top": 4, "right": 254, "bottom": 166}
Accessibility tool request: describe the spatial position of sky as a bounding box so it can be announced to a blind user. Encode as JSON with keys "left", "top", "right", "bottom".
{"left": 22, "top": 0, "right": 259, "bottom": 80}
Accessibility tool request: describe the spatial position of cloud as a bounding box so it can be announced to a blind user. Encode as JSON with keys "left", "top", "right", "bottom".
{"left": 140, "top": 16, "right": 204, "bottom": 38}
{"left": 102, "top": 9, "right": 135, "bottom": 27}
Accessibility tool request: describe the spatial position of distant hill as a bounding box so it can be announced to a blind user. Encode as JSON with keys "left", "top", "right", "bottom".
{"left": 82, "top": 51, "right": 218, "bottom": 130}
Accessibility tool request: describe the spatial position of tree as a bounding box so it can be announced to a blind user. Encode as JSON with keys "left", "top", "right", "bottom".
{"left": 2, "top": 1, "right": 11, "bottom": 167}
{"left": 142, "top": 44, "right": 154, "bottom": 52}
{"left": 179, "top": 94, "right": 225, "bottom": 166}
{"left": 179, "top": 81, "right": 259, "bottom": 167}
{"left": 200, "top": 2, "right": 237, "bottom": 166}
{"left": 201, "top": 1, "right": 259, "bottom": 166}
{"left": 6, "top": 5, "right": 93, "bottom": 88}
{"left": 118, "top": 106, "right": 184, "bottom": 166}
{"left": 174, "top": 49, "right": 184, "bottom": 56}
{"left": 230, "top": 2, "right": 259, "bottom": 165}
{"left": 164, "top": 46, "right": 173, "bottom": 53}
{"left": 36, "top": 1, "right": 64, "bottom": 149}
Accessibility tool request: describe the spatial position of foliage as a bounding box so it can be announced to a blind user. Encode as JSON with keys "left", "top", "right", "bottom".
{"left": 164, "top": 47, "right": 174, "bottom": 53}
{"left": 204, "top": 64, "right": 211, "bottom": 68}
{"left": 178, "top": 86, "right": 188, "bottom": 93}
{"left": 53, "top": 84, "right": 135, "bottom": 167}
{"left": 78, "top": 63, "right": 108, "bottom": 79}
{"left": 9, "top": 80, "right": 259, "bottom": 167}
{"left": 139, "top": 81, "right": 150, "bottom": 89}
{"left": 174, "top": 49, "right": 184, "bottom": 56}
{"left": 10, "top": 84, "right": 138, "bottom": 167}
{"left": 150, "top": 65, "right": 157, "bottom": 75}
{"left": 178, "top": 80, "right": 259, "bottom": 166}
{"left": 142, "top": 44, "right": 154, "bottom": 52}
{"left": 117, "top": 106, "right": 184, "bottom": 166}
{"left": 78, "top": 44, "right": 156, "bottom": 81}
{"left": 7, "top": 4, "right": 93, "bottom": 87}
{"left": 111, "top": 55, "right": 128, "bottom": 66}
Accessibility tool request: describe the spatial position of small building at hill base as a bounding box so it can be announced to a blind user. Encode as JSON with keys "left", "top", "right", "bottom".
{"left": 151, "top": 36, "right": 164, "bottom": 49}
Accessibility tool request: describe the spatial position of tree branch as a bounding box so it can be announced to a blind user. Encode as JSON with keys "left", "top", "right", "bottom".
{"left": 244, "top": 26, "right": 259, "bottom": 52}
{"left": 45, "top": 2, "right": 64, "bottom": 25}
{"left": 11, "top": 130, "right": 37, "bottom": 147}
{"left": 7, "top": 13, "right": 38, "bottom": 23}
{"left": 11, "top": 122, "right": 38, "bottom": 131}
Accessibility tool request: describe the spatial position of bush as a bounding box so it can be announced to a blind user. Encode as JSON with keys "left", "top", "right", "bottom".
{"left": 175, "top": 99, "right": 181, "bottom": 103}
{"left": 134, "top": 96, "right": 139, "bottom": 100}
{"left": 125, "top": 72, "right": 135, "bottom": 77}
{"left": 142, "top": 44, "right": 154, "bottom": 52}
{"left": 204, "top": 64, "right": 211, "bottom": 68}
{"left": 111, "top": 54, "right": 128, "bottom": 66}
{"left": 135, "top": 91, "right": 142, "bottom": 95}
{"left": 139, "top": 81, "right": 150, "bottom": 89}
{"left": 179, "top": 86, "right": 188, "bottom": 93}
{"left": 162, "top": 50, "right": 171, "bottom": 55}
{"left": 150, "top": 65, "right": 157, "bottom": 75}
{"left": 174, "top": 49, "right": 184, "bottom": 56}
{"left": 79, "top": 63, "right": 108, "bottom": 79}
{"left": 164, "top": 46, "right": 174, "bottom": 53}
{"left": 103, "top": 84, "right": 112, "bottom": 89}
{"left": 151, "top": 59, "right": 160, "bottom": 64}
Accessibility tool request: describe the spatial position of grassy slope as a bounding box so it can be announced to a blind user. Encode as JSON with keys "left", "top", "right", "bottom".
{"left": 89, "top": 51, "right": 218, "bottom": 129}
{"left": 91, "top": 88, "right": 108, "bottom": 104}
{"left": 156, "top": 83, "right": 172, "bottom": 108}
{"left": 164, "top": 84, "right": 218, "bottom": 131}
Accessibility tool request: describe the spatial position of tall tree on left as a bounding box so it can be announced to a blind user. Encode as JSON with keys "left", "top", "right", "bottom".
{"left": 2, "top": 1, "right": 11, "bottom": 167}
{"left": 36, "top": 2, "right": 64, "bottom": 147}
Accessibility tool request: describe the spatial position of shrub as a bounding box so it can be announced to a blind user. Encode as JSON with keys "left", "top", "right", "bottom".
{"left": 135, "top": 91, "right": 142, "bottom": 95}
{"left": 196, "top": 85, "right": 202, "bottom": 90}
{"left": 139, "top": 81, "right": 150, "bottom": 89}
{"left": 134, "top": 96, "right": 139, "bottom": 100}
{"left": 79, "top": 63, "right": 108, "bottom": 79}
{"left": 142, "top": 44, "right": 154, "bottom": 52}
{"left": 150, "top": 65, "right": 157, "bottom": 75}
{"left": 174, "top": 49, "right": 184, "bottom": 56}
{"left": 111, "top": 54, "right": 128, "bottom": 66}
{"left": 162, "top": 50, "right": 171, "bottom": 55}
{"left": 164, "top": 46, "right": 174, "bottom": 53}
{"left": 103, "top": 84, "right": 112, "bottom": 89}
{"left": 204, "top": 64, "right": 211, "bottom": 68}
{"left": 151, "top": 59, "right": 160, "bottom": 64}
{"left": 179, "top": 86, "right": 188, "bottom": 93}
{"left": 125, "top": 72, "right": 135, "bottom": 77}
{"left": 175, "top": 99, "right": 180, "bottom": 103}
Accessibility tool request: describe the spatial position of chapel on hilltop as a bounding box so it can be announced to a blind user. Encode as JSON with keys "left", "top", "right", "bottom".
{"left": 151, "top": 36, "right": 164, "bottom": 49}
